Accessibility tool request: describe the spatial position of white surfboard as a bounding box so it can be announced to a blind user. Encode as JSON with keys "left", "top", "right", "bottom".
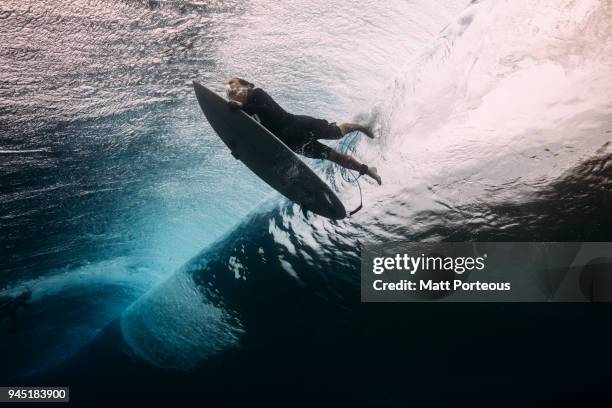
{"left": 193, "top": 81, "right": 346, "bottom": 220}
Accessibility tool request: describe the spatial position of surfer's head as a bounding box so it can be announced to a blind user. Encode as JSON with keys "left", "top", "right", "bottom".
{"left": 226, "top": 77, "right": 254, "bottom": 101}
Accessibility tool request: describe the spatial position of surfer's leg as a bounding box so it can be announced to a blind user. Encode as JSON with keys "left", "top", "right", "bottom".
{"left": 338, "top": 123, "right": 375, "bottom": 139}
{"left": 300, "top": 141, "right": 382, "bottom": 185}
{"left": 292, "top": 116, "right": 374, "bottom": 141}
{"left": 326, "top": 150, "right": 365, "bottom": 172}
{"left": 293, "top": 115, "right": 346, "bottom": 141}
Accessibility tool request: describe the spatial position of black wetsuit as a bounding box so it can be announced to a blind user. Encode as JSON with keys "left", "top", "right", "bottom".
{"left": 242, "top": 88, "right": 342, "bottom": 159}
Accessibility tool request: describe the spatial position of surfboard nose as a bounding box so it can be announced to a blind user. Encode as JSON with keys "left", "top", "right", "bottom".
{"left": 193, "top": 80, "right": 205, "bottom": 94}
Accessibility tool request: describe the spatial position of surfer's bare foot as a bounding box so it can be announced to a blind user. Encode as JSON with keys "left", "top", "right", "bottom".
{"left": 339, "top": 123, "right": 375, "bottom": 138}
{"left": 366, "top": 166, "right": 382, "bottom": 185}
{"left": 361, "top": 126, "right": 375, "bottom": 139}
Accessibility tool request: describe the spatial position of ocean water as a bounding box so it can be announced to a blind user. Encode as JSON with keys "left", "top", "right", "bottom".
{"left": 2, "top": 0, "right": 612, "bottom": 404}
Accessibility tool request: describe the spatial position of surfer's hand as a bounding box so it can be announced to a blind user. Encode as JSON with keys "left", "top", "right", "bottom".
{"left": 227, "top": 100, "right": 243, "bottom": 109}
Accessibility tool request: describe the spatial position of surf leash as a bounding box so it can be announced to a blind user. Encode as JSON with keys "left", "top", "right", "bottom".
{"left": 337, "top": 130, "right": 363, "bottom": 216}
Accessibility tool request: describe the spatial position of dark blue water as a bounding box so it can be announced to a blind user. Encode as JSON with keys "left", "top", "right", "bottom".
{"left": 2, "top": 0, "right": 612, "bottom": 405}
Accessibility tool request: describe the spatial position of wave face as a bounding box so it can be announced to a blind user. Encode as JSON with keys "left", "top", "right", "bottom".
{"left": 6, "top": 0, "right": 612, "bottom": 403}
{"left": 119, "top": 0, "right": 612, "bottom": 371}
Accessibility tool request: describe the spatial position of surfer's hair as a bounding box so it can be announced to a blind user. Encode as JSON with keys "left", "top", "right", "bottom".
{"left": 232, "top": 77, "right": 255, "bottom": 88}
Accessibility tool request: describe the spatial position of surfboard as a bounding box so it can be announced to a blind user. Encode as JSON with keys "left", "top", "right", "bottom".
{"left": 193, "top": 81, "right": 347, "bottom": 220}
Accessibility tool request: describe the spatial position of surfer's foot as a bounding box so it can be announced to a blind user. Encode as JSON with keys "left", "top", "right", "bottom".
{"left": 361, "top": 125, "right": 375, "bottom": 139}
{"left": 339, "top": 123, "right": 375, "bottom": 139}
{"left": 365, "top": 166, "right": 382, "bottom": 185}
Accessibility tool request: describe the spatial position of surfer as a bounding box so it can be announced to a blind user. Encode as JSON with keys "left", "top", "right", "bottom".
{"left": 225, "top": 78, "right": 382, "bottom": 185}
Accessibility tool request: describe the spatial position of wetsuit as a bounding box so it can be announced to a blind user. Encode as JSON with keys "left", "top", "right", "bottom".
{"left": 242, "top": 88, "right": 342, "bottom": 159}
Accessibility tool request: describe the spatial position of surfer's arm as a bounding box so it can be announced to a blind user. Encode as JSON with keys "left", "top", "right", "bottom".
{"left": 227, "top": 100, "right": 243, "bottom": 109}
{"left": 242, "top": 88, "right": 274, "bottom": 115}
